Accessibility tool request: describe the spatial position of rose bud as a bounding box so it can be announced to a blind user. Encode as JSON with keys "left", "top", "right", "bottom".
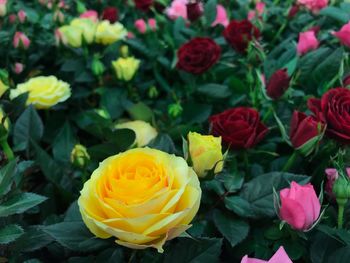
{"left": 325, "top": 168, "right": 350, "bottom": 198}
{"left": 102, "top": 7, "right": 118, "bottom": 23}
{"left": 297, "top": 0, "right": 328, "bottom": 13}
{"left": 288, "top": 5, "right": 299, "bottom": 18}
{"left": 186, "top": 0, "right": 203, "bottom": 22}
{"left": 134, "top": 0, "right": 153, "bottom": 11}
{"left": 223, "top": 19, "right": 260, "bottom": 53}
{"left": 297, "top": 30, "right": 319, "bottom": 56}
{"left": 112, "top": 56, "right": 141, "bottom": 82}
{"left": 91, "top": 56, "right": 105, "bottom": 76}
{"left": 279, "top": 181, "right": 321, "bottom": 231}
{"left": 13, "top": 63, "right": 24, "bottom": 75}
{"left": 343, "top": 75, "right": 350, "bottom": 87}
{"left": 289, "top": 111, "right": 325, "bottom": 156}
{"left": 333, "top": 21, "right": 350, "bottom": 48}
{"left": 210, "top": 107, "right": 268, "bottom": 150}
{"left": 148, "top": 18, "right": 157, "bottom": 31}
{"left": 168, "top": 103, "right": 183, "bottom": 118}
{"left": 212, "top": 4, "right": 229, "bottom": 27}
{"left": 241, "top": 246, "right": 292, "bottom": 263}
{"left": 80, "top": 10, "right": 98, "bottom": 22}
{"left": 0, "top": 0, "right": 7, "bottom": 17}
{"left": 18, "top": 9, "right": 26, "bottom": 23}
{"left": 134, "top": 19, "right": 147, "bottom": 34}
{"left": 71, "top": 144, "right": 90, "bottom": 168}
{"left": 13, "top": 32, "right": 31, "bottom": 49}
{"left": 266, "top": 69, "right": 290, "bottom": 100}
{"left": 188, "top": 132, "right": 224, "bottom": 178}
{"left": 177, "top": 37, "right": 221, "bottom": 74}
{"left": 166, "top": 0, "right": 188, "bottom": 20}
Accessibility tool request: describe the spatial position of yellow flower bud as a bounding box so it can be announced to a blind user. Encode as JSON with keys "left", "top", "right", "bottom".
{"left": 120, "top": 45, "right": 129, "bottom": 57}
{"left": 188, "top": 132, "right": 224, "bottom": 177}
{"left": 71, "top": 144, "right": 90, "bottom": 168}
{"left": 112, "top": 57, "right": 140, "bottom": 82}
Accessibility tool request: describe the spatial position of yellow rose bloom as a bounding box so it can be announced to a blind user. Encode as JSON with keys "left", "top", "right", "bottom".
{"left": 78, "top": 148, "right": 201, "bottom": 252}
{"left": 9, "top": 76, "right": 71, "bottom": 109}
{"left": 71, "top": 18, "right": 97, "bottom": 44}
{"left": 188, "top": 132, "right": 224, "bottom": 177}
{"left": 0, "top": 79, "right": 8, "bottom": 98}
{"left": 115, "top": 120, "right": 157, "bottom": 147}
{"left": 95, "top": 20, "right": 127, "bottom": 45}
{"left": 112, "top": 57, "right": 140, "bottom": 81}
{"left": 58, "top": 25, "right": 83, "bottom": 48}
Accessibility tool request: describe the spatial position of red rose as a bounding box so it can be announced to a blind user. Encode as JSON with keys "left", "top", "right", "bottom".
{"left": 308, "top": 87, "right": 350, "bottom": 143}
{"left": 102, "top": 7, "right": 119, "bottom": 23}
{"left": 177, "top": 37, "right": 221, "bottom": 74}
{"left": 134, "top": 0, "right": 153, "bottom": 11}
{"left": 290, "top": 111, "right": 325, "bottom": 155}
{"left": 223, "top": 19, "right": 260, "bottom": 53}
{"left": 186, "top": 1, "right": 203, "bottom": 22}
{"left": 209, "top": 107, "right": 268, "bottom": 149}
{"left": 266, "top": 69, "right": 290, "bottom": 100}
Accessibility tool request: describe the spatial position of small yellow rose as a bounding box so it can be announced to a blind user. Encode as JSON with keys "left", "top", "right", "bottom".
{"left": 58, "top": 25, "right": 83, "bottom": 48}
{"left": 112, "top": 57, "right": 140, "bottom": 82}
{"left": 78, "top": 148, "right": 201, "bottom": 252}
{"left": 95, "top": 20, "right": 127, "bottom": 45}
{"left": 70, "top": 18, "right": 97, "bottom": 44}
{"left": 9, "top": 76, "right": 71, "bottom": 109}
{"left": 0, "top": 79, "right": 8, "bottom": 98}
{"left": 115, "top": 120, "right": 157, "bottom": 147}
{"left": 188, "top": 132, "right": 224, "bottom": 177}
{"left": 71, "top": 144, "right": 90, "bottom": 168}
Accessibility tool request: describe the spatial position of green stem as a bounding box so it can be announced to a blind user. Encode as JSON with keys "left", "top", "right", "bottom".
{"left": 0, "top": 139, "right": 14, "bottom": 161}
{"left": 282, "top": 151, "right": 297, "bottom": 172}
{"left": 336, "top": 199, "right": 347, "bottom": 229}
{"left": 262, "top": 107, "right": 274, "bottom": 123}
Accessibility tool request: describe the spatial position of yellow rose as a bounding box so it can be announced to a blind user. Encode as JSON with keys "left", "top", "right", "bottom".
{"left": 188, "top": 132, "right": 224, "bottom": 177}
{"left": 58, "top": 25, "right": 83, "bottom": 48}
{"left": 9, "top": 76, "right": 71, "bottom": 109}
{"left": 95, "top": 20, "right": 127, "bottom": 45}
{"left": 0, "top": 79, "right": 8, "bottom": 98}
{"left": 112, "top": 57, "right": 140, "bottom": 82}
{"left": 78, "top": 148, "right": 201, "bottom": 252}
{"left": 115, "top": 120, "right": 157, "bottom": 147}
{"left": 70, "top": 18, "right": 97, "bottom": 44}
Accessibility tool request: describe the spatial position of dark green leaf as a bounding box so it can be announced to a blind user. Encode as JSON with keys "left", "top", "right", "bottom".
{"left": 197, "top": 84, "right": 232, "bottom": 99}
{"left": 204, "top": 0, "right": 217, "bottom": 25}
{"left": 100, "top": 88, "right": 127, "bottom": 119}
{"left": 127, "top": 102, "right": 154, "bottom": 122}
{"left": 14, "top": 226, "right": 53, "bottom": 252}
{"left": 319, "top": 7, "right": 350, "bottom": 23}
{"left": 0, "top": 224, "right": 24, "bottom": 244}
{"left": 0, "top": 159, "right": 17, "bottom": 197}
{"left": 52, "top": 122, "right": 76, "bottom": 163}
{"left": 148, "top": 134, "right": 176, "bottom": 154}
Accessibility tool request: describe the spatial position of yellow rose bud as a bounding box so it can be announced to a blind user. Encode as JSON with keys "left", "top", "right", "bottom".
{"left": 95, "top": 20, "right": 127, "bottom": 45}
{"left": 0, "top": 79, "right": 8, "bottom": 98}
{"left": 58, "top": 25, "right": 83, "bottom": 48}
{"left": 70, "top": 18, "right": 97, "bottom": 44}
{"left": 112, "top": 57, "right": 140, "bottom": 82}
{"left": 78, "top": 147, "right": 201, "bottom": 252}
{"left": 115, "top": 120, "right": 157, "bottom": 147}
{"left": 71, "top": 144, "right": 90, "bottom": 168}
{"left": 120, "top": 45, "right": 129, "bottom": 57}
{"left": 9, "top": 76, "right": 71, "bottom": 109}
{"left": 188, "top": 132, "right": 224, "bottom": 177}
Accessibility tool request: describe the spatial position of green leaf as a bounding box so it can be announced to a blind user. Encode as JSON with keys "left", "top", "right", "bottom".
{"left": 13, "top": 105, "right": 44, "bottom": 151}
{"left": 164, "top": 237, "right": 223, "bottom": 263}
{"left": 127, "top": 102, "right": 154, "bottom": 122}
{"left": 0, "top": 224, "right": 24, "bottom": 244}
{"left": 148, "top": 134, "right": 176, "bottom": 154}
{"left": 197, "top": 84, "right": 232, "bottom": 99}
{"left": 100, "top": 89, "right": 127, "bottom": 119}
{"left": 326, "top": 246, "right": 350, "bottom": 263}
{"left": 14, "top": 226, "right": 53, "bottom": 252}
{"left": 96, "top": 248, "right": 124, "bottom": 263}
{"left": 204, "top": 0, "right": 217, "bottom": 25}
{"left": 319, "top": 7, "right": 350, "bottom": 23}
{"left": 213, "top": 210, "right": 249, "bottom": 247}
{"left": 216, "top": 172, "right": 244, "bottom": 193}
{"left": 0, "top": 159, "right": 17, "bottom": 197}
{"left": 0, "top": 192, "right": 47, "bottom": 217}
{"left": 52, "top": 122, "right": 76, "bottom": 163}
{"left": 182, "top": 103, "right": 212, "bottom": 124}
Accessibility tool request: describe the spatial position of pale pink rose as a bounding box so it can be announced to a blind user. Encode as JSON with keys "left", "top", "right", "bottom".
{"left": 325, "top": 168, "right": 350, "bottom": 198}
{"left": 13, "top": 32, "right": 30, "bottom": 49}
{"left": 80, "top": 10, "right": 98, "bottom": 22}
{"left": 241, "top": 246, "right": 292, "bottom": 263}
{"left": 127, "top": 32, "right": 135, "bottom": 39}
{"left": 166, "top": 0, "right": 188, "bottom": 20}
{"left": 297, "top": 0, "right": 328, "bottom": 13}
{"left": 9, "top": 14, "right": 17, "bottom": 23}
{"left": 13, "top": 63, "right": 24, "bottom": 74}
{"left": 256, "top": 2, "right": 265, "bottom": 16}
{"left": 279, "top": 181, "right": 321, "bottom": 231}
{"left": 148, "top": 18, "right": 157, "bottom": 31}
{"left": 248, "top": 10, "right": 256, "bottom": 21}
{"left": 18, "top": 9, "right": 26, "bottom": 23}
{"left": 297, "top": 30, "right": 319, "bottom": 55}
{"left": 0, "top": 0, "right": 7, "bottom": 17}
{"left": 333, "top": 21, "right": 350, "bottom": 48}
{"left": 212, "top": 5, "right": 229, "bottom": 27}
{"left": 134, "top": 19, "right": 147, "bottom": 34}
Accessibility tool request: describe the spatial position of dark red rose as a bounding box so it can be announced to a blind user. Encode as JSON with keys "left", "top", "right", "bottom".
{"left": 223, "top": 19, "right": 260, "bottom": 53}
{"left": 290, "top": 111, "right": 325, "bottom": 151}
{"left": 343, "top": 75, "right": 350, "bottom": 87}
{"left": 134, "top": 0, "right": 153, "bottom": 11}
{"left": 102, "top": 7, "right": 118, "bottom": 23}
{"left": 186, "top": 1, "right": 203, "bottom": 22}
{"left": 288, "top": 5, "right": 299, "bottom": 18}
{"left": 308, "top": 87, "right": 350, "bottom": 143}
{"left": 266, "top": 69, "right": 290, "bottom": 100}
{"left": 210, "top": 107, "right": 268, "bottom": 149}
{"left": 177, "top": 37, "right": 221, "bottom": 74}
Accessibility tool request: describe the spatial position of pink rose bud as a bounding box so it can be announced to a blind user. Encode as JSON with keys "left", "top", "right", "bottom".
{"left": 18, "top": 9, "right": 26, "bottom": 23}
{"left": 9, "top": 14, "right": 17, "bottom": 23}
{"left": 148, "top": 18, "right": 157, "bottom": 31}
{"left": 127, "top": 32, "right": 135, "bottom": 39}
{"left": 279, "top": 181, "right": 321, "bottom": 231}
{"left": 241, "top": 246, "right": 292, "bottom": 263}
{"left": 13, "top": 32, "right": 30, "bottom": 49}
{"left": 166, "top": 0, "right": 188, "bottom": 20}
{"left": 80, "top": 10, "right": 98, "bottom": 22}
{"left": 0, "top": 0, "right": 7, "bottom": 17}
{"left": 333, "top": 21, "right": 350, "bottom": 48}
{"left": 325, "top": 168, "right": 350, "bottom": 198}
{"left": 13, "top": 63, "right": 24, "bottom": 74}
{"left": 256, "top": 2, "right": 265, "bottom": 16}
{"left": 247, "top": 10, "right": 256, "bottom": 21}
{"left": 212, "top": 4, "right": 229, "bottom": 27}
{"left": 297, "top": 30, "right": 319, "bottom": 56}
{"left": 134, "top": 19, "right": 147, "bottom": 34}
{"left": 297, "top": 0, "right": 328, "bottom": 13}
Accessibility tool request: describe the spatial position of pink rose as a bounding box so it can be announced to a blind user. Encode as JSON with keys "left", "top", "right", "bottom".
{"left": 325, "top": 168, "right": 350, "bottom": 198}
{"left": 256, "top": 2, "right": 265, "bottom": 16}
{"left": 13, "top": 32, "right": 30, "bottom": 49}
{"left": 247, "top": 11, "right": 256, "bottom": 21}
{"left": 279, "top": 181, "right": 321, "bottom": 231}
{"left": 333, "top": 21, "right": 350, "bottom": 48}
{"left": 134, "top": 19, "right": 147, "bottom": 34}
{"left": 80, "top": 10, "right": 98, "bottom": 22}
{"left": 297, "top": 0, "right": 328, "bottom": 13}
{"left": 13, "top": 63, "right": 24, "bottom": 74}
{"left": 148, "top": 18, "right": 157, "bottom": 31}
{"left": 18, "top": 9, "right": 26, "bottom": 23}
{"left": 241, "top": 246, "right": 292, "bottom": 263}
{"left": 212, "top": 4, "right": 229, "bottom": 27}
{"left": 297, "top": 30, "right": 319, "bottom": 55}
{"left": 9, "top": 14, "right": 17, "bottom": 24}
{"left": 166, "top": 0, "right": 188, "bottom": 20}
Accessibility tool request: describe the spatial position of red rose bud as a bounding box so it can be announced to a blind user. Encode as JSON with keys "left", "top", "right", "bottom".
{"left": 177, "top": 37, "right": 221, "bottom": 74}
{"left": 290, "top": 111, "right": 325, "bottom": 156}
{"left": 186, "top": 1, "right": 203, "bottom": 22}
{"left": 266, "top": 69, "right": 290, "bottom": 100}
{"left": 343, "top": 75, "right": 350, "bottom": 87}
{"left": 288, "top": 5, "right": 299, "bottom": 18}
{"left": 102, "top": 7, "right": 119, "bottom": 23}
{"left": 134, "top": 0, "right": 153, "bottom": 11}
{"left": 223, "top": 19, "right": 260, "bottom": 53}
{"left": 210, "top": 107, "right": 268, "bottom": 149}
